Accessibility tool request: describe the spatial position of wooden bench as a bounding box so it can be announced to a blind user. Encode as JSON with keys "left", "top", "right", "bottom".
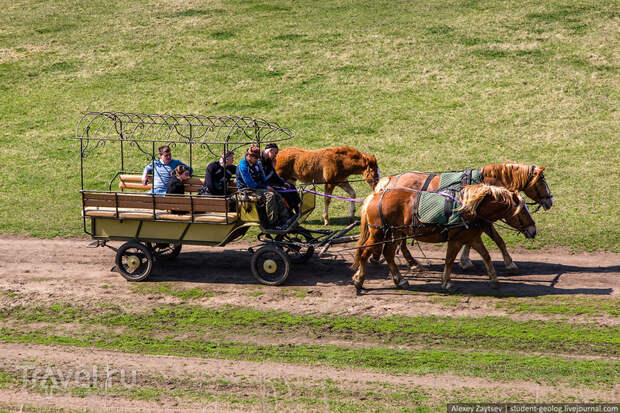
{"left": 82, "top": 190, "right": 238, "bottom": 224}
{"left": 118, "top": 174, "right": 237, "bottom": 194}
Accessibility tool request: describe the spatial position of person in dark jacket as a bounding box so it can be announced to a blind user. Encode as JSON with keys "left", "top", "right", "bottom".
{"left": 166, "top": 165, "right": 190, "bottom": 194}
{"left": 261, "top": 143, "right": 301, "bottom": 214}
{"left": 199, "top": 150, "right": 236, "bottom": 196}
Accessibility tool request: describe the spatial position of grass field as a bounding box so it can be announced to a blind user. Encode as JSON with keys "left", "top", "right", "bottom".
{"left": 0, "top": 0, "right": 618, "bottom": 250}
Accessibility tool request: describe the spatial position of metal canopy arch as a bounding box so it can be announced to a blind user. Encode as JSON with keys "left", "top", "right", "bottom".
{"left": 75, "top": 111, "right": 296, "bottom": 190}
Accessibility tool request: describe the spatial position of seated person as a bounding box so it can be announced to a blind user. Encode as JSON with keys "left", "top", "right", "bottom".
{"left": 166, "top": 165, "right": 190, "bottom": 214}
{"left": 198, "top": 150, "right": 236, "bottom": 196}
{"left": 142, "top": 145, "right": 192, "bottom": 194}
{"left": 261, "top": 143, "right": 301, "bottom": 214}
{"left": 166, "top": 165, "right": 190, "bottom": 195}
{"left": 237, "top": 146, "right": 291, "bottom": 229}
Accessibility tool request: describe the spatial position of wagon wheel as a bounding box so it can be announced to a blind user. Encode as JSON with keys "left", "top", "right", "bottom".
{"left": 148, "top": 242, "right": 182, "bottom": 261}
{"left": 115, "top": 242, "right": 153, "bottom": 282}
{"left": 275, "top": 230, "right": 314, "bottom": 264}
{"left": 250, "top": 246, "right": 291, "bottom": 286}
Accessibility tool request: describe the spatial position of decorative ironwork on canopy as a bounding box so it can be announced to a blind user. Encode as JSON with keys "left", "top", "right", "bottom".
{"left": 75, "top": 111, "right": 295, "bottom": 157}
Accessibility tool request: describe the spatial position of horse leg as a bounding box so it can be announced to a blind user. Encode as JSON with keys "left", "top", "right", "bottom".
{"left": 442, "top": 241, "right": 463, "bottom": 292}
{"left": 322, "top": 183, "right": 335, "bottom": 225}
{"left": 469, "top": 236, "right": 499, "bottom": 289}
{"left": 337, "top": 181, "right": 357, "bottom": 224}
{"left": 487, "top": 224, "right": 518, "bottom": 273}
{"left": 384, "top": 242, "right": 408, "bottom": 289}
{"left": 400, "top": 239, "right": 425, "bottom": 271}
{"left": 458, "top": 244, "right": 475, "bottom": 271}
{"left": 352, "top": 236, "right": 379, "bottom": 291}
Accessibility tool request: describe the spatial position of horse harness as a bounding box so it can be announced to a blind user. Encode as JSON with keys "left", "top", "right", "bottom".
{"left": 368, "top": 187, "right": 483, "bottom": 243}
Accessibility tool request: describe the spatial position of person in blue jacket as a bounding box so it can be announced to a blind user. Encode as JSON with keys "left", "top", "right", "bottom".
{"left": 237, "top": 146, "right": 291, "bottom": 228}
{"left": 236, "top": 146, "right": 274, "bottom": 191}
{"left": 141, "top": 145, "right": 193, "bottom": 194}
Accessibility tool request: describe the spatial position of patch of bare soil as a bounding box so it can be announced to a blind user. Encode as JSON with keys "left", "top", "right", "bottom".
{"left": 0, "top": 236, "right": 618, "bottom": 324}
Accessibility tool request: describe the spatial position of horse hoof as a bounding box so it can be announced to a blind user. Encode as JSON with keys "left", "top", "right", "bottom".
{"left": 396, "top": 279, "right": 409, "bottom": 289}
{"left": 442, "top": 282, "right": 456, "bottom": 293}
{"left": 459, "top": 260, "right": 475, "bottom": 271}
{"left": 505, "top": 263, "right": 519, "bottom": 274}
{"left": 490, "top": 280, "right": 500, "bottom": 289}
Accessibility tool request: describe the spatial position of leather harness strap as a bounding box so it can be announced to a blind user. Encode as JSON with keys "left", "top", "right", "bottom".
{"left": 421, "top": 173, "right": 435, "bottom": 191}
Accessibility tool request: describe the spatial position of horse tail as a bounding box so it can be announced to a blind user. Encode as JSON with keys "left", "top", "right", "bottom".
{"left": 351, "top": 194, "right": 373, "bottom": 270}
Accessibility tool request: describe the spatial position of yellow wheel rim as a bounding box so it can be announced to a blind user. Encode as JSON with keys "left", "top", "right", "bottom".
{"left": 126, "top": 255, "right": 140, "bottom": 272}
{"left": 263, "top": 259, "right": 277, "bottom": 274}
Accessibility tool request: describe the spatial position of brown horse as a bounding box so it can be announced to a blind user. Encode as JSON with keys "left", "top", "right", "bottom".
{"left": 276, "top": 146, "right": 380, "bottom": 225}
{"left": 352, "top": 184, "right": 536, "bottom": 291}
{"left": 374, "top": 164, "right": 552, "bottom": 272}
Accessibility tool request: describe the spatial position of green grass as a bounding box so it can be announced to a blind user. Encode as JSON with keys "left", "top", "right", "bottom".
{"left": 2, "top": 303, "right": 618, "bottom": 355}
{"left": 0, "top": 0, "right": 617, "bottom": 250}
{"left": 0, "top": 326, "right": 616, "bottom": 387}
{"left": 494, "top": 296, "right": 620, "bottom": 317}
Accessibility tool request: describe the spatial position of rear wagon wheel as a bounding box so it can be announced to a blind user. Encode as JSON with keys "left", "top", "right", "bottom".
{"left": 115, "top": 242, "right": 153, "bottom": 281}
{"left": 250, "top": 246, "right": 291, "bottom": 286}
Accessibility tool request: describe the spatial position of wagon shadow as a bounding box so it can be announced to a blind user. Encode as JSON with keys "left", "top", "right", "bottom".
{"left": 147, "top": 249, "right": 356, "bottom": 286}
{"left": 145, "top": 249, "right": 618, "bottom": 297}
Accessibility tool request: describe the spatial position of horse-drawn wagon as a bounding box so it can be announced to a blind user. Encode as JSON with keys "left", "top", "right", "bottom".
{"left": 76, "top": 111, "right": 353, "bottom": 285}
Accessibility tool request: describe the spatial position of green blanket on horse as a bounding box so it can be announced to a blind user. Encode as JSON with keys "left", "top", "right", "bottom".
{"left": 417, "top": 190, "right": 463, "bottom": 226}
{"left": 437, "top": 168, "right": 483, "bottom": 190}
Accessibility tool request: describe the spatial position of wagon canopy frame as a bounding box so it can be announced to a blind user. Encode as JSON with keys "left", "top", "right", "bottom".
{"left": 74, "top": 111, "right": 295, "bottom": 190}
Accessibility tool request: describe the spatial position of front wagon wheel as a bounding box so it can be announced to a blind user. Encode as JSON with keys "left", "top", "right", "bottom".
{"left": 115, "top": 242, "right": 153, "bottom": 282}
{"left": 250, "top": 246, "right": 291, "bottom": 286}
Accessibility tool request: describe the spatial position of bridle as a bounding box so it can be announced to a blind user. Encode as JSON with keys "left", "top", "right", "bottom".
{"left": 525, "top": 165, "right": 552, "bottom": 212}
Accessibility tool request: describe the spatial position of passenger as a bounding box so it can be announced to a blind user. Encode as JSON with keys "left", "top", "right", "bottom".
{"left": 166, "top": 165, "right": 190, "bottom": 215}
{"left": 141, "top": 145, "right": 193, "bottom": 194}
{"left": 198, "top": 150, "right": 236, "bottom": 196}
{"left": 237, "top": 146, "right": 291, "bottom": 229}
{"left": 261, "top": 143, "right": 301, "bottom": 214}
{"left": 166, "top": 165, "right": 190, "bottom": 195}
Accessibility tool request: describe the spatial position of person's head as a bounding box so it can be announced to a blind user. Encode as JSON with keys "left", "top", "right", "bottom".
{"left": 159, "top": 145, "right": 172, "bottom": 163}
{"left": 246, "top": 146, "right": 260, "bottom": 165}
{"left": 173, "top": 165, "right": 190, "bottom": 181}
{"left": 264, "top": 143, "right": 279, "bottom": 160}
{"left": 220, "top": 150, "right": 235, "bottom": 167}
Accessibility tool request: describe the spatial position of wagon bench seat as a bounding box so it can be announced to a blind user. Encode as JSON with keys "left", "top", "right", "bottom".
{"left": 82, "top": 207, "right": 238, "bottom": 223}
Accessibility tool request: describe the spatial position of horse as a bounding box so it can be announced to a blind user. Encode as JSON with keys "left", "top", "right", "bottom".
{"left": 373, "top": 164, "right": 552, "bottom": 273}
{"left": 275, "top": 146, "right": 381, "bottom": 225}
{"left": 352, "top": 184, "right": 536, "bottom": 292}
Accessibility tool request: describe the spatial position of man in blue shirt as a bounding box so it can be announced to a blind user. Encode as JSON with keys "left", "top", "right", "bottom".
{"left": 141, "top": 145, "right": 193, "bottom": 194}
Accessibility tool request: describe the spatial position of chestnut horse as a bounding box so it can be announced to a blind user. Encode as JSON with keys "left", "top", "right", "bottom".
{"left": 275, "top": 146, "right": 380, "bottom": 225}
{"left": 374, "top": 164, "right": 552, "bottom": 272}
{"left": 352, "top": 184, "right": 536, "bottom": 291}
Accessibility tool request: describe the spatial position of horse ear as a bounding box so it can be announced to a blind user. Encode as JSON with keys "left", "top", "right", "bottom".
{"left": 535, "top": 165, "right": 546, "bottom": 174}
{"left": 512, "top": 191, "right": 524, "bottom": 215}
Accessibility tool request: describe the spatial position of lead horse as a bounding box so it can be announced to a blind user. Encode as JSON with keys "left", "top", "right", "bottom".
{"left": 353, "top": 184, "right": 537, "bottom": 292}
{"left": 374, "top": 163, "right": 552, "bottom": 272}
{"left": 276, "top": 146, "right": 380, "bottom": 225}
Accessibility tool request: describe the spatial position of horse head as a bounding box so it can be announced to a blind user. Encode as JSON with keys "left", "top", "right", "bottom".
{"left": 503, "top": 191, "right": 537, "bottom": 239}
{"left": 523, "top": 166, "right": 553, "bottom": 210}
{"left": 462, "top": 185, "right": 536, "bottom": 239}
{"left": 362, "top": 155, "right": 381, "bottom": 189}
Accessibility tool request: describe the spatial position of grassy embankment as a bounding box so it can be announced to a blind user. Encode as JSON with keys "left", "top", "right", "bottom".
{"left": 0, "top": 0, "right": 618, "bottom": 250}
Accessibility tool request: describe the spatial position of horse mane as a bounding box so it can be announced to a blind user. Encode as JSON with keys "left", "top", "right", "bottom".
{"left": 460, "top": 184, "right": 514, "bottom": 215}
{"left": 481, "top": 163, "right": 532, "bottom": 190}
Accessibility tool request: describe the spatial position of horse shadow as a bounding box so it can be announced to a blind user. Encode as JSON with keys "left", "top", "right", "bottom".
{"left": 145, "top": 249, "right": 616, "bottom": 298}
